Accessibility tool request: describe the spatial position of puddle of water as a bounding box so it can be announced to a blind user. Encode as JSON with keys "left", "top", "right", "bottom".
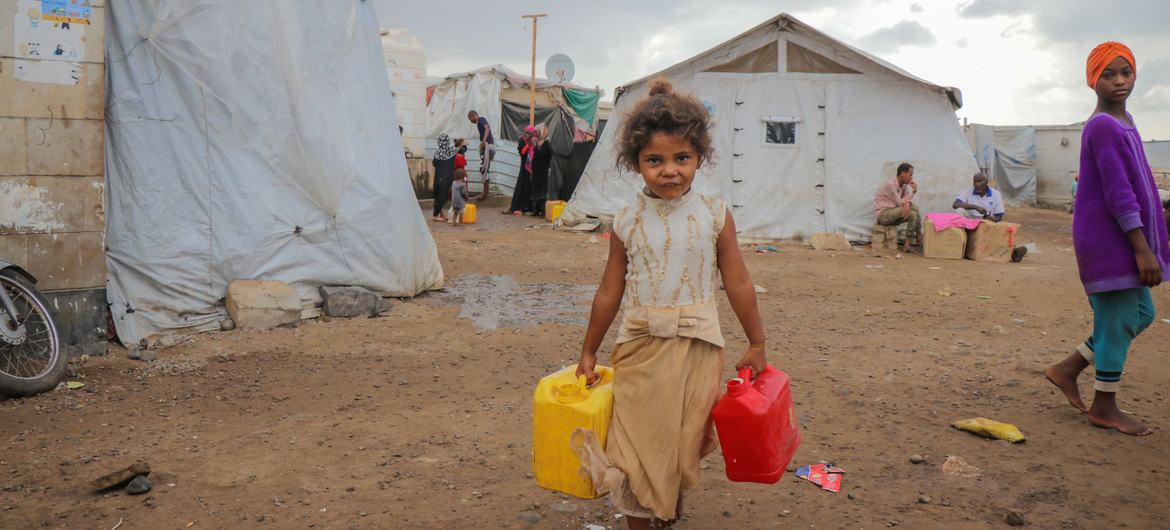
{"left": 432, "top": 274, "right": 596, "bottom": 330}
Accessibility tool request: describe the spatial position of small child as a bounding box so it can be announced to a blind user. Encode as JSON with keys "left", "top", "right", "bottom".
{"left": 454, "top": 139, "right": 468, "bottom": 171}
{"left": 1045, "top": 42, "right": 1168, "bottom": 436}
{"left": 572, "top": 79, "right": 767, "bottom": 528}
{"left": 449, "top": 168, "right": 470, "bottom": 225}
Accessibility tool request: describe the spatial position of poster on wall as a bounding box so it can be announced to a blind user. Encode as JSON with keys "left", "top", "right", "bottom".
{"left": 40, "top": 0, "right": 92, "bottom": 26}
{"left": 14, "top": 0, "right": 87, "bottom": 64}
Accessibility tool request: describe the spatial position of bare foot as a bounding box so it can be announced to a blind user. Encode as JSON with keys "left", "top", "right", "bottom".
{"left": 1044, "top": 364, "right": 1087, "bottom": 412}
{"left": 1088, "top": 409, "right": 1155, "bottom": 436}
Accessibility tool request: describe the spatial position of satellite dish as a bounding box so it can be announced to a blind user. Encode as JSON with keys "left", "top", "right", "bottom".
{"left": 545, "top": 54, "right": 575, "bottom": 83}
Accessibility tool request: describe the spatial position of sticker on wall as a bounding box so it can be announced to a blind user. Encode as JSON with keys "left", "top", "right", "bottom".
{"left": 14, "top": 58, "right": 82, "bottom": 85}
{"left": 14, "top": 0, "right": 87, "bottom": 62}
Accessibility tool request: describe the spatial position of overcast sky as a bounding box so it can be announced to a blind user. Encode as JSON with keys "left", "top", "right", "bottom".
{"left": 375, "top": 0, "right": 1170, "bottom": 139}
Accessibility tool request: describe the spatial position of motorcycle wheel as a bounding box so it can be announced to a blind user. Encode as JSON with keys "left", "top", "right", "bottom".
{"left": 0, "top": 269, "right": 65, "bottom": 397}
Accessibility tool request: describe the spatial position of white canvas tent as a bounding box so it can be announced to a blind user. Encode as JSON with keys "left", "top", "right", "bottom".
{"left": 562, "top": 14, "right": 980, "bottom": 241}
{"left": 426, "top": 65, "right": 602, "bottom": 195}
{"left": 104, "top": 0, "right": 444, "bottom": 347}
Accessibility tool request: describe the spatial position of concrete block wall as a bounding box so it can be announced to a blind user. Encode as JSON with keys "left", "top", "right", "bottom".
{"left": 0, "top": 0, "right": 107, "bottom": 356}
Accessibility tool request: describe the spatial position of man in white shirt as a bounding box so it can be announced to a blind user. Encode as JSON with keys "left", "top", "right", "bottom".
{"left": 953, "top": 172, "right": 1005, "bottom": 221}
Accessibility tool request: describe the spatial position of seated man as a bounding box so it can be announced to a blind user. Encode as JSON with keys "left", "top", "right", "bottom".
{"left": 953, "top": 172, "right": 1005, "bottom": 221}
{"left": 873, "top": 162, "right": 921, "bottom": 252}
{"left": 954, "top": 171, "right": 1027, "bottom": 262}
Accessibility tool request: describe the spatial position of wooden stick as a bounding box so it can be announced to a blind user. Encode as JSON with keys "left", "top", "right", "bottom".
{"left": 110, "top": 517, "right": 124, "bottom": 530}
{"left": 521, "top": 13, "right": 547, "bottom": 126}
{"left": 194, "top": 496, "right": 213, "bottom": 515}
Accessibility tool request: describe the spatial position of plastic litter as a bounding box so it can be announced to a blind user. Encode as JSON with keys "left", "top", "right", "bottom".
{"left": 951, "top": 418, "right": 1025, "bottom": 443}
{"left": 795, "top": 463, "right": 844, "bottom": 493}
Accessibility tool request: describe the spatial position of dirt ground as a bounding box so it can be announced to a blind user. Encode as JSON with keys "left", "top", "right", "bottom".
{"left": 3, "top": 199, "right": 1169, "bottom": 530}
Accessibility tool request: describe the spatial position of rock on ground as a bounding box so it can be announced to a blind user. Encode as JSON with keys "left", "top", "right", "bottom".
{"left": 320, "top": 286, "right": 391, "bottom": 318}
{"left": 808, "top": 232, "right": 852, "bottom": 251}
{"left": 226, "top": 280, "right": 301, "bottom": 330}
{"left": 91, "top": 462, "right": 151, "bottom": 492}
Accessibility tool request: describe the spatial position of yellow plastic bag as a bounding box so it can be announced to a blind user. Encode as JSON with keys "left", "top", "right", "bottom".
{"left": 951, "top": 417, "right": 1025, "bottom": 443}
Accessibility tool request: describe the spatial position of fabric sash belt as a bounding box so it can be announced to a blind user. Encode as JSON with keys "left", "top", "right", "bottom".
{"left": 616, "top": 301, "right": 724, "bottom": 349}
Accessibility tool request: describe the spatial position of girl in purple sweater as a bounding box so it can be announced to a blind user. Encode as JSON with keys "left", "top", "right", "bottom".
{"left": 1045, "top": 42, "right": 1169, "bottom": 436}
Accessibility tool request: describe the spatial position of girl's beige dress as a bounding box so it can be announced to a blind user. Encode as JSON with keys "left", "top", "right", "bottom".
{"left": 573, "top": 190, "right": 727, "bottom": 521}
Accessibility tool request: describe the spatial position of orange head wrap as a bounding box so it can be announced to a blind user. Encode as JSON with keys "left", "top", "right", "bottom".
{"left": 1086, "top": 42, "right": 1135, "bottom": 88}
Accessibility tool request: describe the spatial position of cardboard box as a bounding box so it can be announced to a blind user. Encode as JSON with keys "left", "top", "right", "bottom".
{"left": 964, "top": 220, "right": 1019, "bottom": 263}
{"left": 923, "top": 218, "right": 967, "bottom": 259}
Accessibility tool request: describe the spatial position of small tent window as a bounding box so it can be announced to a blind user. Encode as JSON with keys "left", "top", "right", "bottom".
{"left": 704, "top": 41, "right": 778, "bottom": 73}
{"left": 764, "top": 121, "right": 797, "bottom": 145}
{"left": 786, "top": 42, "right": 860, "bottom": 74}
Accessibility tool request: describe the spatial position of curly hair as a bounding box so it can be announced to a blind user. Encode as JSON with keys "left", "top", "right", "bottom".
{"left": 616, "top": 78, "right": 714, "bottom": 172}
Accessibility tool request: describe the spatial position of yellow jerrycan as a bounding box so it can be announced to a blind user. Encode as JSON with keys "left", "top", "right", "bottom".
{"left": 532, "top": 364, "right": 614, "bottom": 499}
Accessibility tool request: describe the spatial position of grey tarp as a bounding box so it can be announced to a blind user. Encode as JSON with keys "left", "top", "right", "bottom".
{"left": 104, "top": 0, "right": 443, "bottom": 346}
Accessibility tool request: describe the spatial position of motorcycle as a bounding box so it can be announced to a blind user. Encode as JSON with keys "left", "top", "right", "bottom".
{"left": 0, "top": 259, "right": 65, "bottom": 397}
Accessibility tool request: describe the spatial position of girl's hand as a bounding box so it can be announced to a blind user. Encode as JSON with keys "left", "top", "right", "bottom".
{"left": 1136, "top": 248, "right": 1163, "bottom": 287}
{"left": 576, "top": 351, "right": 600, "bottom": 386}
{"left": 734, "top": 344, "right": 767, "bottom": 380}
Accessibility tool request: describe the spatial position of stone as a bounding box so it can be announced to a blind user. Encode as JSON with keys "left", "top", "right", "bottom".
{"left": 226, "top": 280, "right": 301, "bottom": 330}
{"left": 320, "top": 286, "right": 390, "bottom": 318}
{"left": 1005, "top": 510, "right": 1026, "bottom": 526}
{"left": 126, "top": 475, "right": 152, "bottom": 495}
{"left": 91, "top": 462, "right": 151, "bottom": 492}
{"left": 809, "top": 232, "right": 852, "bottom": 251}
{"left": 139, "top": 351, "right": 157, "bottom": 362}
{"left": 550, "top": 502, "right": 577, "bottom": 514}
{"left": 516, "top": 512, "right": 541, "bottom": 524}
{"left": 909, "top": 454, "right": 925, "bottom": 464}
{"left": 917, "top": 495, "right": 931, "bottom": 504}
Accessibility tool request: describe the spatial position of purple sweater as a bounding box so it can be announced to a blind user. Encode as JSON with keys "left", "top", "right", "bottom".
{"left": 1073, "top": 113, "right": 1170, "bottom": 294}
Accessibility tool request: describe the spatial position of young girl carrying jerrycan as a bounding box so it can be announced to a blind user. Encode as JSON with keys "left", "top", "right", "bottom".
{"left": 572, "top": 79, "right": 769, "bottom": 529}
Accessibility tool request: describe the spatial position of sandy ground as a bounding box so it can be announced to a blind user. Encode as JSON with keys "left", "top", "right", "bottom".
{"left": 3, "top": 199, "right": 1169, "bottom": 530}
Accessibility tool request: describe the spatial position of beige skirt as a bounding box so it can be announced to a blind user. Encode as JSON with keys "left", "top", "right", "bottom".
{"left": 572, "top": 335, "right": 723, "bottom": 521}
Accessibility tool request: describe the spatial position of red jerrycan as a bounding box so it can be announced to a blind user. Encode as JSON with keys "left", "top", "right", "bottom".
{"left": 711, "top": 364, "right": 801, "bottom": 484}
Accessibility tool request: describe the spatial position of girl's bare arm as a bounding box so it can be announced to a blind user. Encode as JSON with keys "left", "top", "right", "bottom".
{"left": 715, "top": 210, "right": 767, "bottom": 376}
{"left": 577, "top": 231, "right": 629, "bottom": 384}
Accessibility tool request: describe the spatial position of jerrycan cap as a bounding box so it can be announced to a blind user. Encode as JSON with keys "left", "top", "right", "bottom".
{"left": 726, "top": 367, "right": 753, "bottom": 396}
{"left": 556, "top": 375, "right": 591, "bottom": 404}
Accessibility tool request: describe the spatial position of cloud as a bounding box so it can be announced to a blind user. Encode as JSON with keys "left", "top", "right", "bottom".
{"left": 953, "top": 37, "right": 968, "bottom": 48}
{"left": 855, "top": 20, "right": 937, "bottom": 53}
{"left": 956, "top": 0, "right": 1031, "bottom": 19}
{"left": 910, "top": 3, "right": 923, "bottom": 13}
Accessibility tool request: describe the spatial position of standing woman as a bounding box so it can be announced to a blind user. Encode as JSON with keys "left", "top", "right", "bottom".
{"left": 431, "top": 134, "right": 456, "bottom": 222}
{"left": 529, "top": 124, "right": 553, "bottom": 218}
{"left": 507, "top": 126, "right": 537, "bottom": 215}
{"left": 1044, "top": 42, "right": 1169, "bottom": 436}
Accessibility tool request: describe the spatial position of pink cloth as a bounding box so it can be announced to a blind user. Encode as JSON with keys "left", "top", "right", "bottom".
{"left": 873, "top": 178, "right": 915, "bottom": 219}
{"left": 925, "top": 212, "right": 983, "bottom": 232}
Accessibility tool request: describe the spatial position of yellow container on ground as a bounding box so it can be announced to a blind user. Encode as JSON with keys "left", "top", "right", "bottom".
{"left": 545, "top": 200, "right": 567, "bottom": 222}
{"left": 533, "top": 364, "right": 614, "bottom": 499}
{"left": 923, "top": 217, "right": 967, "bottom": 260}
{"left": 461, "top": 203, "right": 477, "bottom": 224}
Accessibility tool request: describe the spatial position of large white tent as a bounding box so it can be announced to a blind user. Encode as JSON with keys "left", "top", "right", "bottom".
{"left": 104, "top": 0, "right": 443, "bottom": 346}
{"left": 561, "top": 14, "right": 980, "bottom": 241}
{"left": 426, "top": 65, "right": 602, "bottom": 196}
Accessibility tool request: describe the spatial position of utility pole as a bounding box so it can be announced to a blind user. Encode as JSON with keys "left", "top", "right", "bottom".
{"left": 521, "top": 13, "right": 547, "bottom": 126}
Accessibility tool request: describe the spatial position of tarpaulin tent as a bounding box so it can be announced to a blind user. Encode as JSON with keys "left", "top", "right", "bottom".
{"left": 970, "top": 125, "right": 1038, "bottom": 205}
{"left": 426, "top": 65, "right": 602, "bottom": 196}
{"left": 561, "top": 13, "right": 979, "bottom": 241}
{"left": 104, "top": 0, "right": 443, "bottom": 347}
